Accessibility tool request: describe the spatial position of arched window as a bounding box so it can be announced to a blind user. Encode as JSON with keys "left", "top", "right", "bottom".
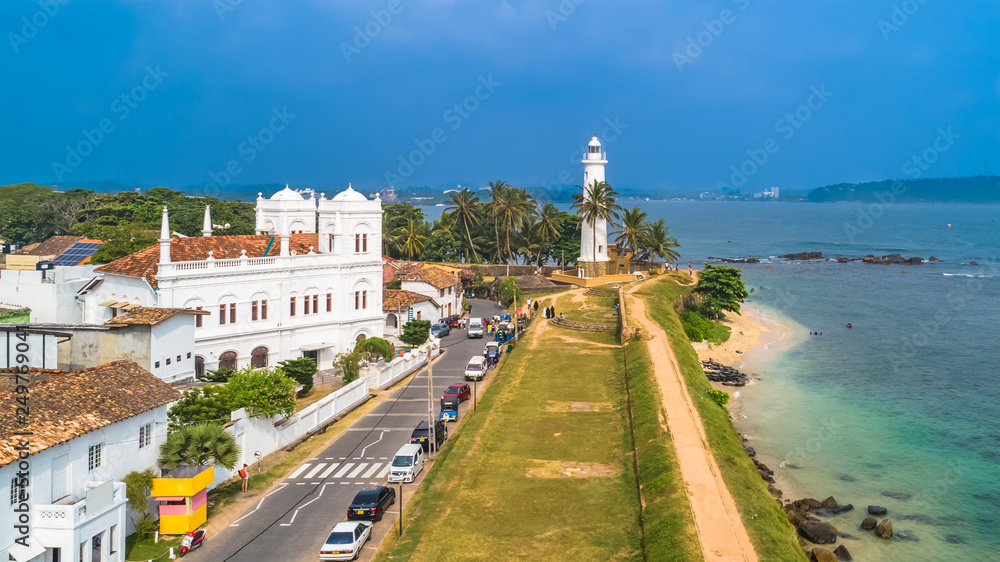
{"left": 385, "top": 313, "right": 397, "bottom": 328}
{"left": 250, "top": 346, "right": 269, "bottom": 368}
{"left": 194, "top": 356, "right": 205, "bottom": 378}
{"left": 355, "top": 334, "right": 367, "bottom": 343}
{"left": 218, "top": 351, "right": 238, "bottom": 371}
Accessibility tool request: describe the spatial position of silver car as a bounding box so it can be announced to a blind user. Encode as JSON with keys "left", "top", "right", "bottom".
{"left": 319, "top": 520, "right": 372, "bottom": 561}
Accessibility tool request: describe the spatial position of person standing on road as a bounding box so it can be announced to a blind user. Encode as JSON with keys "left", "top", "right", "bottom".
{"left": 240, "top": 464, "right": 249, "bottom": 492}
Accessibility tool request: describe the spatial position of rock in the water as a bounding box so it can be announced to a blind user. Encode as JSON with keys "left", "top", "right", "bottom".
{"left": 745, "top": 446, "right": 756, "bottom": 457}
{"left": 768, "top": 484, "right": 783, "bottom": 499}
{"left": 860, "top": 517, "right": 877, "bottom": 531}
{"left": 868, "top": 505, "right": 887, "bottom": 515}
{"left": 799, "top": 520, "right": 839, "bottom": 544}
{"left": 894, "top": 530, "right": 919, "bottom": 542}
{"left": 837, "top": 474, "right": 857, "bottom": 483}
{"left": 779, "top": 251, "right": 825, "bottom": 260}
{"left": 788, "top": 510, "right": 803, "bottom": 526}
{"left": 928, "top": 256, "right": 942, "bottom": 262}
{"left": 833, "top": 504, "right": 855, "bottom": 515}
{"left": 970, "top": 261, "right": 979, "bottom": 266}
{"left": 945, "top": 535, "right": 966, "bottom": 544}
{"left": 833, "top": 544, "right": 853, "bottom": 561}
{"left": 821, "top": 496, "right": 838, "bottom": 509}
{"left": 796, "top": 498, "right": 824, "bottom": 512}
{"left": 811, "top": 547, "right": 838, "bottom": 562}
{"left": 876, "top": 519, "right": 893, "bottom": 538}
{"left": 899, "top": 513, "right": 934, "bottom": 525}
{"left": 882, "top": 491, "right": 911, "bottom": 501}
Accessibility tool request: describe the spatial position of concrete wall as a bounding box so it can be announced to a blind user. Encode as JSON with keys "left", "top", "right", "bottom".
{"left": 0, "top": 266, "right": 96, "bottom": 323}
{"left": 148, "top": 315, "right": 196, "bottom": 383}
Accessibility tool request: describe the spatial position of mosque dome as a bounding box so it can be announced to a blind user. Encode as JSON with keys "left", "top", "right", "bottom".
{"left": 332, "top": 185, "right": 369, "bottom": 202}
{"left": 270, "top": 185, "right": 304, "bottom": 201}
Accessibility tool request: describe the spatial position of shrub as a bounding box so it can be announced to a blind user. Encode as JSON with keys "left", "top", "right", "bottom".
{"left": 134, "top": 518, "right": 157, "bottom": 540}
{"left": 167, "top": 385, "right": 233, "bottom": 430}
{"left": 333, "top": 352, "right": 361, "bottom": 384}
{"left": 707, "top": 389, "right": 730, "bottom": 407}
{"left": 400, "top": 319, "right": 432, "bottom": 346}
{"left": 278, "top": 357, "right": 317, "bottom": 397}
{"left": 201, "top": 367, "right": 234, "bottom": 383}
{"left": 680, "top": 309, "right": 713, "bottom": 342}
{"left": 226, "top": 367, "right": 297, "bottom": 418}
{"left": 499, "top": 276, "right": 522, "bottom": 307}
{"left": 354, "top": 337, "right": 394, "bottom": 364}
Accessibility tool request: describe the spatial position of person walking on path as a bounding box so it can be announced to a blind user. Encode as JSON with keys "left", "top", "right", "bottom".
{"left": 688, "top": 262, "right": 693, "bottom": 275}
{"left": 240, "top": 464, "right": 249, "bottom": 492}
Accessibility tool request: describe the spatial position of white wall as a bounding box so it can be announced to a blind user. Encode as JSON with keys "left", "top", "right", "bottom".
{"left": 82, "top": 275, "right": 156, "bottom": 325}
{"left": 0, "top": 266, "right": 96, "bottom": 323}
{"left": 148, "top": 315, "right": 196, "bottom": 383}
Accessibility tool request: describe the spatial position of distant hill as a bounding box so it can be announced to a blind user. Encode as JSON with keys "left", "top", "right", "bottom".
{"left": 807, "top": 176, "right": 1000, "bottom": 203}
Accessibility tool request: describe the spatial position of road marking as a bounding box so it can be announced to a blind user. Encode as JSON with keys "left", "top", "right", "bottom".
{"left": 279, "top": 495, "right": 320, "bottom": 527}
{"left": 377, "top": 464, "right": 391, "bottom": 478}
{"left": 362, "top": 463, "right": 382, "bottom": 478}
{"left": 379, "top": 457, "right": 388, "bottom": 460}
{"left": 339, "top": 482, "right": 350, "bottom": 485}
{"left": 332, "top": 463, "right": 356, "bottom": 478}
{"left": 318, "top": 463, "right": 341, "bottom": 478}
{"left": 288, "top": 464, "right": 310, "bottom": 479}
{"left": 359, "top": 431, "right": 386, "bottom": 458}
{"left": 230, "top": 484, "right": 287, "bottom": 526}
{"left": 295, "top": 482, "right": 306, "bottom": 485}
{"left": 347, "top": 463, "right": 369, "bottom": 478}
{"left": 303, "top": 463, "right": 327, "bottom": 479}
{"left": 318, "top": 483, "right": 330, "bottom": 497}
{"left": 325, "top": 457, "right": 336, "bottom": 460}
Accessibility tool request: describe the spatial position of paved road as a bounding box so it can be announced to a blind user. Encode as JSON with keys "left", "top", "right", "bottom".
{"left": 190, "top": 299, "right": 503, "bottom": 562}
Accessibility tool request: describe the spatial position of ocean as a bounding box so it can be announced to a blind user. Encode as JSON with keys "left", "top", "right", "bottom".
{"left": 423, "top": 200, "right": 1000, "bottom": 560}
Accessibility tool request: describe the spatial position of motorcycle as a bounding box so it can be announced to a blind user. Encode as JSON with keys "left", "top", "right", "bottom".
{"left": 180, "top": 529, "right": 206, "bottom": 556}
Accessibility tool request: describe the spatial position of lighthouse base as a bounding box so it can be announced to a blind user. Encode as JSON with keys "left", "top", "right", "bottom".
{"left": 577, "top": 260, "right": 607, "bottom": 279}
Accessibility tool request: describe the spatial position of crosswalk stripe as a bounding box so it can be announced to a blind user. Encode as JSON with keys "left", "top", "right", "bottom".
{"left": 377, "top": 464, "right": 391, "bottom": 478}
{"left": 362, "top": 464, "right": 382, "bottom": 478}
{"left": 332, "top": 463, "right": 356, "bottom": 478}
{"left": 319, "top": 463, "right": 341, "bottom": 478}
{"left": 288, "top": 464, "right": 310, "bottom": 479}
{"left": 347, "top": 463, "right": 369, "bottom": 478}
{"left": 303, "top": 463, "right": 327, "bottom": 479}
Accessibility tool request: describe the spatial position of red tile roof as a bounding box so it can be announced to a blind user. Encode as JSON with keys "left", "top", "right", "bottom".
{"left": 104, "top": 307, "right": 208, "bottom": 327}
{"left": 400, "top": 264, "right": 459, "bottom": 290}
{"left": 22, "top": 236, "right": 84, "bottom": 257}
{"left": 95, "top": 234, "right": 319, "bottom": 288}
{"left": 382, "top": 289, "right": 435, "bottom": 311}
{"left": 0, "top": 360, "right": 182, "bottom": 467}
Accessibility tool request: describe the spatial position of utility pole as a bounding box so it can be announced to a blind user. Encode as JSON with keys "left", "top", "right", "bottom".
{"left": 426, "top": 340, "right": 435, "bottom": 458}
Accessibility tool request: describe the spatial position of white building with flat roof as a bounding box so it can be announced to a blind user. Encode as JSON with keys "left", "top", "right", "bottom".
{"left": 79, "top": 186, "right": 384, "bottom": 374}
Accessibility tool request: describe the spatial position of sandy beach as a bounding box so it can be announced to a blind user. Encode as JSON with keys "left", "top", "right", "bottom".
{"left": 690, "top": 305, "right": 789, "bottom": 368}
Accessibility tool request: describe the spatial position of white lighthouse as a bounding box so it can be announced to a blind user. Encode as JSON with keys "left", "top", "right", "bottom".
{"left": 578, "top": 134, "right": 610, "bottom": 278}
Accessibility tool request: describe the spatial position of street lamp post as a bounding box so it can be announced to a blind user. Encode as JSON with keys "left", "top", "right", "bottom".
{"left": 426, "top": 340, "right": 435, "bottom": 458}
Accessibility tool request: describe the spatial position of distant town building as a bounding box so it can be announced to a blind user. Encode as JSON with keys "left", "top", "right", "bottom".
{"left": 753, "top": 186, "right": 780, "bottom": 199}
{"left": 78, "top": 185, "right": 384, "bottom": 374}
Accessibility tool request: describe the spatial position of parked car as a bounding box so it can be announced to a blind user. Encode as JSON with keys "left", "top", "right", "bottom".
{"left": 387, "top": 444, "right": 424, "bottom": 483}
{"left": 430, "top": 323, "right": 451, "bottom": 338}
{"left": 347, "top": 486, "right": 396, "bottom": 522}
{"left": 410, "top": 419, "right": 447, "bottom": 452}
{"left": 319, "top": 520, "right": 371, "bottom": 560}
{"left": 441, "top": 382, "right": 471, "bottom": 403}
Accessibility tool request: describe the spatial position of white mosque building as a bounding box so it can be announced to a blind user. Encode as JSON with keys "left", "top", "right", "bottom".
{"left": 578, "top": 134, "right": 611, "bottom": 278}
{"left": 79, "top": 185, "right": 384, "bottom": 374}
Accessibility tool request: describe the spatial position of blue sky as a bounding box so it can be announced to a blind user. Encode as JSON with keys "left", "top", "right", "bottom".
{"left": 2, "top": 0, "right": 998, "bottom": 194}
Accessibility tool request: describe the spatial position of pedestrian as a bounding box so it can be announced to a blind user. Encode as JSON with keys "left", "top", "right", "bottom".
{"left": 688, "top": 261, "right": 692, "bottom": 275}
{"left": 240, "top": 463, "right": 249, "bottom": 491}
{"left": 560, "top": 313, "right": 564, "bottom": 320}
{"left": 533, "top": 300, "right": 538, "bottom": 311}
{"left": 527, "top": 297, "right": 532, "bottom": 306}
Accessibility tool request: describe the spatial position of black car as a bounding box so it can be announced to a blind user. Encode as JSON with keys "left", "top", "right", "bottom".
{"left": 346, "top": 486, "right": 396, "bottom": 522}
{"left": 410, "top": 420, "right": 447, "bottom": 452}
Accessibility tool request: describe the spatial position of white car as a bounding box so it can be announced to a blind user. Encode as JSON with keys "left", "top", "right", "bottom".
{"left": 319, "top": 520, "right": 372, "bottom": 561}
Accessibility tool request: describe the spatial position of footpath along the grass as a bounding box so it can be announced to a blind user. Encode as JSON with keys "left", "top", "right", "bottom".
{"left": 376, "top": 291, "right": 642, "bottom": 560}
{"left": 633, "top": 276, "right": 806, "bottom": 562}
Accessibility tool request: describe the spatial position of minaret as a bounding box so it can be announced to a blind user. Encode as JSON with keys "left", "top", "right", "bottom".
{"left": 202, "top": 205, "right": 212, "bottom": 237}
{"left": 579, "top": 134, "right": 610, "bottom": 278}
{"left": 158, "top": 206, "right": 171, "bottom": 264}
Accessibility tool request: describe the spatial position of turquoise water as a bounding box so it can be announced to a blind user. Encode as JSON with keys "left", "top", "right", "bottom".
{"left": 422, "top": 200, "right": 1000, "bottom": 559}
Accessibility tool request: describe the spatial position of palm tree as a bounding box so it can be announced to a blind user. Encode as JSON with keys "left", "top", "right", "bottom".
{"left": 534, "top": 202, "right": 562, "bottom": 267}
{"left": 612, "top": 207, "right": 648, "bottom": 272}
{"left": 446, "top": 188, "right": 482, "bottom": 263}
{"left": 486, "top": 180, "right": 509, "bottom": 264}
{"left": 158, "top": 423, "right": 240, "bottom": 472}
{"left": 641, "top": 219, "right": 681, "bottom": 269}
{"left": 517, "top": 217, "right": 541, "bottom": 265}
{"left": 391, "top": 218, "right": 428, "bottom": 259}
{"left": 489, "top": 182, "right": 533, "bottom": 273}
{"left": 571, "top": 181, "right": 621, "bottom": 269}
{"left": 432, "top": 210, "right": 456, "bottom": 233}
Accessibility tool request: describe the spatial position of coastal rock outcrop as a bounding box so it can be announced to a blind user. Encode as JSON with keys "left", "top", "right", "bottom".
{"left": 928, "top": 256, "right": 942, "bottom": 262}
{"left": 799, "top": 520, "right": 839, "bottom": 544}
{"left": 809, "top": 547, "right": 838, "bottom": 562}
{"left": 860, "top": 517, "right": 877, "bottom": 531}
{"left": 779, "top": 252, "right": 825, "bottom": 260}
{"left": 833, "top": 544, "right": 853, "bottom": 560}
{"left": 700, "top": 360, "right": 749, "bottom": 386}
{"left": 868, "top": 505, "right": 887, "bottom": 515}
{"left": 862, "top": 254, "right": 924, "bottom": 265}
{"left": 875, "top": 519, "right": 893, "bottom": 538}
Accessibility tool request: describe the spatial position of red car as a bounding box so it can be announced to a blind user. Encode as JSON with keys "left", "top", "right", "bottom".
{"left": 441, "top": 382, "right": 471, "bottom": 404}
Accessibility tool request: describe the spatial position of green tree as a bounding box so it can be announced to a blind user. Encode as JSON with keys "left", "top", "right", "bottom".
{"left": 534, "top": 202, "right": 563, "bottom": 266}
{"left": 391, "top": 218, "right": 428, "bottom": 259}
{"left": 499, "top": 276, "right": 522, "bottom": 307}
{"left": 167, "top": 385, "right": 234, "bottom": 429}
{"left": 639, "top": 219, "right": 681, "bottom": 267}
{"left": 123, "top": 469, "right": 155, "bottom": 522}
{"left": 612, "top": 207, "right": 648, "bottom": 271}
{"left": 278, "top": 357, "right": 317, "bottom": 397}
{"left": 400, "top": 319, "right": 432, "bottom": 346}
{"left": 354, "top": 337, "right": 394, "bottom": 364}
{"left": 571, "top": 180, "right": 621, "bottom": 266}
{"left": 158, "top": 422, "right": 240, "bottom": 472}
{"left": 87, "top": 224, "right": 158, "bottom": 264}
{"left": 421, "top": 229, "right": 462, "bottom": 262}
{"left": 550, "top": 212, "right": 581, "bottom": 267}
{"left": 446, "top": 187, "right": 482, "bottom": 262}
{"left": 333, "top": 352, "right": 361, "bottom": 384}
{"left": 489, "top": 182, "right": 533, "bottom": 271}
{"left": 226, "top": 367, "right": 297, "bottom": 418}
{"left": 694, "top": 263, "right": 750, "bottom": 318}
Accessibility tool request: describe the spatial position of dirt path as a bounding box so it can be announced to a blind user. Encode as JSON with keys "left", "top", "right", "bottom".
{"left": 626, "top": 283, "right": 758, "bottom": 562}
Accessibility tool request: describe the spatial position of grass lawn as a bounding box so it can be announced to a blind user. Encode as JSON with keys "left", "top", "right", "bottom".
{"left": 125, "top": 533, "right": 182, "bottom": 560}
{"left": 377, "top": 297, "right": 642, "bottom": 560}
{"left": 634, "top": 277, "right": 807, "bottom": 562}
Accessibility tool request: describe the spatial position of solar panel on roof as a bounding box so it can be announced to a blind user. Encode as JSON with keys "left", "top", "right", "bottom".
{"left": 52, "top": 242, "right": 104, "bottom": 266}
